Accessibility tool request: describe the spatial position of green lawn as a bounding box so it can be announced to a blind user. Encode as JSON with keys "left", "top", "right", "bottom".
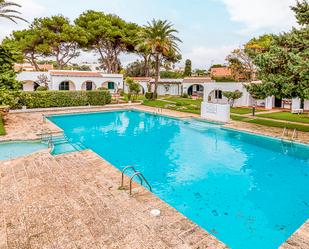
{"left": 143, "top": 98, "right": 201, "bottom": 114}
{"left": 143, "top": 100, "right": 168, "bottom": 108}
{"left": 0, "top": 114, "right": 5, "bottom": 135}
{"left": 162, "top": 96, "right": 203, "bottom": 106}
{"left": 231, "top": 115, "right": 309, "bottom": 132}
{"left": 230, "top": 107, "right": 264, "bottom": 115}
{"left": 257, "top": 111, "right": 309, "bottom": 124}
{"left": 143, "top": 97, "right": 309, "bottom": 132}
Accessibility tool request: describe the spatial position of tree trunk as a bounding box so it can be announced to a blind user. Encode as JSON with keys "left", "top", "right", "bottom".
{"left": 143, "top": 55, "right": 149, "bottom": 77}
{"left": 153, "top": 54, "right": 160, "bottom": 100}
{"left": 30, "top": 54, "right": 40, "bottom": 71}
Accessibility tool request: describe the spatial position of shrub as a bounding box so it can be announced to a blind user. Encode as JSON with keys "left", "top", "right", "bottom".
{"left": 126, "top": 77, "right": 140, "bottom": 101}
{"left": 145, "top": 92, "right": 157, "bottom": 100}
{"left": 86, "top": 91, "right": 112, "bottom": 106}
{"left": 119, "top": 89, "right": 125, "bottom": 96}
{"left": 127, "top": 93, "right": 132, "bottom": 101}
{"left": 97, "top": 87, "right": 108, "bottom": 91}
{"left": 36, "top": 86, "right": 48, "bottom": 91}
{"left": 0, "top": 114, "right": 5, "bottom": 135}
{"left": 181, "top": 93, "right": 188, "bottom": 98}
{"left": 222, "top": 90, "right": 243, "bottom": 107}
{"left": 11, "top": 90, "right": 111, "bottom": 109}
{"left": 0, "top": 90, "right": 21, "bottom": 108}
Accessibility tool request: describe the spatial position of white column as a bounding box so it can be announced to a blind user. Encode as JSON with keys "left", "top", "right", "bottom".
{"left": 291, "top": 97, "right": 301, "bottom": 110}
{"left": 304, "top": 100, "right": 309, "bottom": 111}
{"left": 265, "top": 96, "right": 273, "bottom": 110}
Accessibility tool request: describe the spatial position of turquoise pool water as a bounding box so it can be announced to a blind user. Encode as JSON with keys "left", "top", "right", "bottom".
{"left": 0, "top": 141, "right": 47, "bottom": 160}
{"left": 48, "top": 110, "right": 309, "bottom": 249}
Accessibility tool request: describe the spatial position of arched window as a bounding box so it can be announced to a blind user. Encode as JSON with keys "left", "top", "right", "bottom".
{"left": 108, "top": 82, "right": 115, "bottom": 90}
{"left": 85, "top": 81, "right": 93, "bottom": 91}
{"left": 59, "top": 81, "right": 70, "bottom": 90}
{"left": 215, "top": 90, "right": 222, "bottom": 99}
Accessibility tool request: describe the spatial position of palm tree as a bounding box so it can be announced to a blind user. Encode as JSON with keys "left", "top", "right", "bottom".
{"left": 0, "top": 0, "right": 27, "bottom": 23}
{"left": 140, "top": 19, "right": 181, "bottom": 99}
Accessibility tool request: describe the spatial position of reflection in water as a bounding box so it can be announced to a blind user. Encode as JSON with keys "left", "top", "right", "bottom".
{"left": 50, "top": 111, "right": 309, "bottom": 249}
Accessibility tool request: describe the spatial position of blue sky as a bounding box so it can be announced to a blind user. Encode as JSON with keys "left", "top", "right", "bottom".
{"left": 0, "top": 0, "right": 297, "bottom": 69}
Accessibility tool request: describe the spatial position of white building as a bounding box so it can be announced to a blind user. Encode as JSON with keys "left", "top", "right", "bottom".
{"left": 17, "top": 70, "right": 124, "bottom": 92}
{"left": 131, "top": 77, "right": 309, "bottom": 111}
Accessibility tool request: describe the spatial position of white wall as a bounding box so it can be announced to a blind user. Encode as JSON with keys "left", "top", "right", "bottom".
{"left": 201, "top": 102, "right": 230, "bottom": 123}
{"left": 157, "top": 84, "right": 180, "bottom": 95}
{"left": 203, "top": 82, "right": 251, "bottom": 107}
{"left": 50, "top": 75, "right": 123, "bottom": 91}
{"left": 17, "top": 72, "right": 50, "bottom": 82}
{"left": 304, "top": 100, "right": 309, "bottom": 111}
{"left": 18, "top": 71, "right": 124, "bottom": 92}
{"left": 22, "top": 81, "right": 35, "bottom": 91}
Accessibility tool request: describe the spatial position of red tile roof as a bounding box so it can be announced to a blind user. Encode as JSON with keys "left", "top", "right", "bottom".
{"left": 50, "top": 71, "right": 103, "bottom": 77}
{"left": 210, "top": 67, "right": 232, "bottom": 77}
{"left": 183, "top": 77, "right": 213, "bottom": 83}
{"left": 131, "top": 77, "right": 152, "bottom": 81}
{"left": 14, "top": 63, "right": 54, "bottom": 72}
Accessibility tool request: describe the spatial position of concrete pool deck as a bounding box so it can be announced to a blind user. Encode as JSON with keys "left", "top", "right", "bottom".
{"left": 1, "top": 104, "right": 309, "bottom": 248}
{"left": 0, "top": 150, "right": 228, "bottom": 249}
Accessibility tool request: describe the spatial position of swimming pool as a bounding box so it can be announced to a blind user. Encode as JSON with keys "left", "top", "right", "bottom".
{"left": 48, "top": 110, "right": 309, "bottom": 249}
{"left": 0, "top": 140, "right": 48, "bottom": 160}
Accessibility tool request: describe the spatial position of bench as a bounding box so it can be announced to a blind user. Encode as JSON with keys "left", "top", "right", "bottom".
{"left": 291, "top": 109, "right": 304, "bottom": 114}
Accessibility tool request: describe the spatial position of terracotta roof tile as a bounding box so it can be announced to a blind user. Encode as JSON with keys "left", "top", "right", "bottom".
{"left": 131, "top": 77, "right": 152, "bottom": 81}
{"left": 50, "top": 71, "right": 103, "bottom": 77}
{"left": 183, "top": 77, "right": 213, "bottom": 83}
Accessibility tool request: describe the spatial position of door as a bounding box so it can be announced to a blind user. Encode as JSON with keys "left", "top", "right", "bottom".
{"left": 275, "top": 98, "right": 282, "bottom": 108}
{"left": 86, "top": 81, "right": 93, "bottom": 91}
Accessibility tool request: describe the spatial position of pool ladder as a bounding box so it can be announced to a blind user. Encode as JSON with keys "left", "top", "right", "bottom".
{"left": 121, "top": 166, "right": 152, "bottom": 195}
{"left": 282, "top": 128, "right": 298, "bottom": 140}
{"left": 154, "top": 107, "right": 163, "bottom": 115}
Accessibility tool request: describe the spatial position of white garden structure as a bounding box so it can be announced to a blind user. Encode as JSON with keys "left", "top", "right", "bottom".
{"left": 17, "top": 70, "right": 124, "bottom": 92}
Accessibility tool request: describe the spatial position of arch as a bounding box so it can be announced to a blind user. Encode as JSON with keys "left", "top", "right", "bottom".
{"left": 139, "top": 84, "right": 146, "bottom": 94}
{"left": 81, "top": 81, "right": 96, "bottom": 91}
{"left": 207, "top": 89, "right": 227, "bottom": 104}
{"left": 22, "top": 80, "right": 39, "bottom": 91}
{"left": 59, "top": 81, "right": 76, "bottom": 91}
{"left": 187, "top": 84, "right": 204, "bottom": 96}
{"left": 102, "top": 81, "right": 116, "bottom": 91}
{"left": 34, "top": 82, "right": 40, "bottom": 91}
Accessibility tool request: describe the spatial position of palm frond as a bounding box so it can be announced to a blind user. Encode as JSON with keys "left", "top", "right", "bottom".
{"left": 0, "top": 0, "right": 27, "bottom": 23}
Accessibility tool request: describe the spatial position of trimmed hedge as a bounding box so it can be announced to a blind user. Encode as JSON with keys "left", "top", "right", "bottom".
{"left": 0, "top": 114, "right": 5, "bottom": 135}
{"left": 13, "top": 90, "right": 111, "bottom": 109}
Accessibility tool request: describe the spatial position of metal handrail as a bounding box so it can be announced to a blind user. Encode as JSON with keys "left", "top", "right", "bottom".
{"left": 121, "top": 166, "right": 143, "bottom": 188}
{"left": 282, "top": 127, "right": 288, "bottom": 138}
{"left": 292, "top": 129, "right": 298, "bottom": 140}
{"left": 130, "top": 172, "right": 152, "bottom": 195}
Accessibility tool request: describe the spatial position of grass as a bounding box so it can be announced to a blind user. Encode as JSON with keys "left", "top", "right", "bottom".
{"left": 143, "top": 97, "right": 201, "bottom": 115}
{"left": 0, "top": 114, "right": 6, "bottom": 136}
{"left": 231, "top": 115, "right": 309, "bottom": 132}
{"left": 120, "top": 94, "right": 146, "bottom": 102}
{"left": 143, "top": 97, "right": 309, "bottom": 132}
{"left": 257, "top": 111, "right": 309, "bottom": 124}
{"left": 143, "top": 100, "right": 168, "bottom": 108}
{"left": 230, "top": 107, "right": 264, "bottom": 115}
{"left": 163, "top": 96, "right": 203, "bottom": 105}
{"left": 144, "top": 97, "right": 265, "bottom": 116}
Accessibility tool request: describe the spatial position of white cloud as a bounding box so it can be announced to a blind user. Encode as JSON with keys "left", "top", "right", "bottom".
{"left": 0, "top": 0, "right": 45, "bottom": 40}
{"left": 183, "top": 45, "right": 237, "bottom": 69}
{"left": 220, "top": 0, "right": 297, "bottom": 33}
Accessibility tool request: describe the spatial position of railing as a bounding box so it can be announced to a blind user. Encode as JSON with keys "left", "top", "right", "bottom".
{"left": 282, "top": 127, "right": 298, "bottom": 141}
{"left": 129, "top": 172, "right": 152, "bottom": 195}
{"left": 292, "top": 129, "right": 298, "bottom": 140}
{"left": 154, "top": 107, "right": 163, "bottom": 115}
{"left": 120, "top": 166, "right": 152, "bottom": 196}
{"left": 282, "top": 127, "right": 288, "bottom": 138}
{"left": 121, "top": 166, "right": 143, "bottom": 188}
